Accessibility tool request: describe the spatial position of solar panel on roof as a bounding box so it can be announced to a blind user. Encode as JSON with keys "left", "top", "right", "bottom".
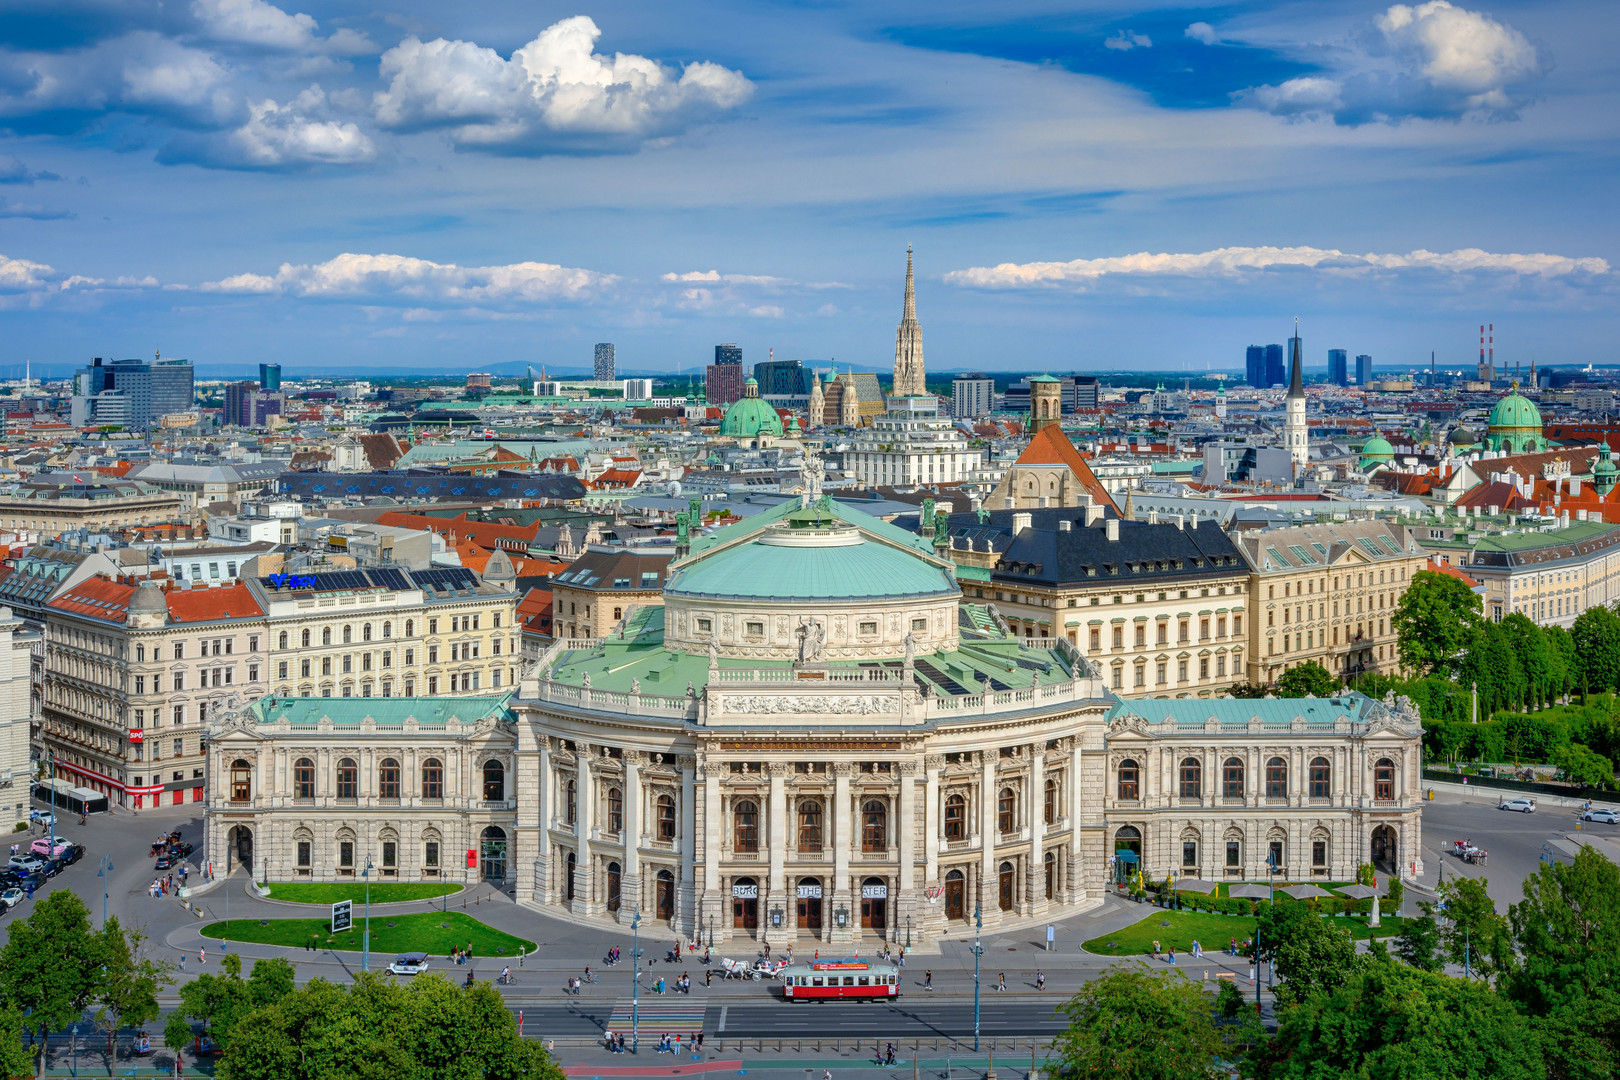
{"left": 913, "top": 657, "right": 970, "bottom": 696}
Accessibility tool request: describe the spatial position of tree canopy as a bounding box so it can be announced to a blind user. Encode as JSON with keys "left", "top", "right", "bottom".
{"left": 1392, "top": 569, "right": 1482, "bottom": 675}
{"left": 1273, "top": 661, "right": 1340, "bottom": 699}
{"left": 1049, "top": 964, "right": 1228, "bottom": 1080}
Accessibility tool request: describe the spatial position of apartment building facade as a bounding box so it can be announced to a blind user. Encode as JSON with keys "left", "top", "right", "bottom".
{"left": 1462, "top": 521, "right": 1620, "bottom": 626}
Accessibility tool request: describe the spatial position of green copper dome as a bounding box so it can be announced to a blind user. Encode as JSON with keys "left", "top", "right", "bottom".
{"left": 1359, "top": 436, "right": 1395, "bottom": 470}
{"left": 718, "top": 377, "right": 784, "bottom": 438}
{"left": 1485, "top": 388, "right": 1546, "bottom": 453}
{"left": 666, "top": 523, "right": 956, "bottom": 602}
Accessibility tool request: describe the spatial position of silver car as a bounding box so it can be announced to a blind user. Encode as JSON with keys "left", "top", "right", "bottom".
{"left": 1581, "top": 807, "right": 1618, "bottom": 823}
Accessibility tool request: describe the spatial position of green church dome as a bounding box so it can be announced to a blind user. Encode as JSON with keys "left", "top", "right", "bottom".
{"left": 718, "top": 377, "right": 785, "bottom": 438}
{"left": 1488, "top": 390, "right": 1542, "bottom": 432}
{"left": 1360, "top": 437, "right": 1394, "bottom": 461}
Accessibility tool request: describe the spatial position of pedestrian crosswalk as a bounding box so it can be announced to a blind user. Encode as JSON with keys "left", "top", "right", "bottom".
{"left": 606, "top": 999, "right": 704, "bottom": 1041}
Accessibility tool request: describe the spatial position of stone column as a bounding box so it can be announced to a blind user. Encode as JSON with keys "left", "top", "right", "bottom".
{"left": 831, "top": 763, "right": 855, "bottom": 944}
{"left": 1027, "top": 745, "right": 1048, "bottom": 915}
{"left": 979, "top": 750, "right": 998, "bottom": 924}
{"left": 618, "top": 752, "right": 641, "bottom": 924}
{"left": 573, "top": 747, "right": 594, "bottom": 917}
{"left": 701, "top": 757, "right": 724, "bottom": 943}
{"left": 679, "top": 755, "right": 697, "bottom": 939}
{"left": 516, "top": 733, "right": 547, "bottom": 904}
{"left": 1067, "top": 741, "right": 1083, "bottom": 902}
{"left": 767, "top": 762, "right": 789, "bottom": 920}
{"left": 897, "top": 761, "right": 918, "bottom": 941}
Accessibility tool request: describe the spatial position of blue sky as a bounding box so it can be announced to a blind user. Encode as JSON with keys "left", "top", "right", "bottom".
{"left": 0, "top": 0, "right": 1614, "bottom": 376}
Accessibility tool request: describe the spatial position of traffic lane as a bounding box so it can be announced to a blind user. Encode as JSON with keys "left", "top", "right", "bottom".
{"left": 712, "top": 998, "right": 1069, "bottom": 1039}
{"left": 1421, "top": 797, "right": 1617, "bottom": 907}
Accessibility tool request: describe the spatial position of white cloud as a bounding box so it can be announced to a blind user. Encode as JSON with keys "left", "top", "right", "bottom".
{"left": 0, "top": 156, "right": 61, "bottom": 185}
{"left": 662, "top": 270, "right": 788, "bottom": 287}
{"left": 0, "top": 32, "right": 237, "bottom": 128}
{"left": 1242, "top": 2, "right": 1545, "bottom": 124}
{"left": 372, "top": 16, "right": 752, "bottom": 154}
{"left": 198, "top": 252, "right": 616, "bottom": 305}
{"left": 189, "top": 0, "right": 376, "bottom": 55}
{"left": 945, "top": 246, "right": 1610, "bottom": 289}
{"left": 0, "top": 199, "right": 74, "bottom": 220}
{"left": 1185, "top": 22, "right": 1219, "bottom": 46}
{"left": 0, "top": 254, "right": 55, "bottom": 292}
{"left": 161, "top": 86, "right": 375, "bottom": 169}
{"left": 1104, "top": 30, "right": 1152, "bottom": 52}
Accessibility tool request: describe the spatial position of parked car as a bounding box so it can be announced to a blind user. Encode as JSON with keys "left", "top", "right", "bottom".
{"left": 29, "top": 837, "right": 73, "bottom": 858}
{"left": 1581, "top": 807, "right": 1618, "bottom": 823}
{"left": 39, "top": 856, "right": 64, "bottom": 878}
{"left": 0, "top": 887, "right": 23, "bottom": 909}
{"left": 61, "top": 844, "right": 84, "bottom": 865}
{"left": 1499, "top": 797, "right": 1537, "bottom": 813}
{"left": 7, "top": 854, "right": 44, "bottom": 874}
{"left": 388, "top": 952, "right": 430, "bottom": 976}
{"left": 154, "top": 854, "right": 175, "bottom": 871}
{"left": 28, "top": 810, "right": 56, "bottom": 827}
{"left": 169, "top": 841, "right": 195, "bottom": 859}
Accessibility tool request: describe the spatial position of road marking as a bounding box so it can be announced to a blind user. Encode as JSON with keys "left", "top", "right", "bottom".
{"left": 718, "top": 1006, "right": 727, "bottom": 1033}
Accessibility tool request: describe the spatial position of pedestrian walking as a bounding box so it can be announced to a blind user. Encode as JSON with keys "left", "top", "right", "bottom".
{"left": 1167, "top": 948, "right": 1176, "bottom": 966}
{"left": 1152, "top": 939, "right": 1161, "bottom": 960}
{"left": 824, "top": 1070, "right": 833, "bottom": 1080}
{"left": 924, "top": 969, "right": 933, "bottom": 991}
{"left": 179, "top": 955, "right": 186, "bottom": 971}
{"left": 763, "top": 942, "right": 771, "bottom": 960}
{"left": 199, "top": 947, "right": 206, "bottom": 965}
{"left": 1229, "top": 937, "right": 1237, "bottom": 957}
{"left": 1249, "top": 964, "right": 1256, "bottom": 984}
{"left": 996, "top": 972, "right": 1006, "bottom": 992}
{"left": 1036, "top": 969, "right": 1045, "bottom": 991}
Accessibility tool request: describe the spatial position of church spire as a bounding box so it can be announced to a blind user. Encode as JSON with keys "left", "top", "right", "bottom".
{"left": 892, "top": 245, "right": 926, "bottom": 396}
{"left": 1288, "top": 316, "right": 1304, "bottom": 397}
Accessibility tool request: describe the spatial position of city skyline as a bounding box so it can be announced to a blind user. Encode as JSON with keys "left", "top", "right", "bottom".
{"left": 0, "top": 0, "right": 1613, "bottom": 373}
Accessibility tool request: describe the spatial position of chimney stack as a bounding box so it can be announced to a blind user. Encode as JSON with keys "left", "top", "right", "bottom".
{"left": 1012, "top": 512, "right": 1033, "bottom": 535}
{"left": 1105, "top": 517, "right": 1119, "bottom": 542}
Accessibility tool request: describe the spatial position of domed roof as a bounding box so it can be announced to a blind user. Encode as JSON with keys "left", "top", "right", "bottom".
{"left": 718, "top": 395, "right": 784, "bottom": 438}
{"left": 1595, "top": 453, "right": 1618, "bottom": 476}
{"left": 1488, "top": 390, "right": 1542, "bottom": 431}
{"left": 1360, "top": 437, "right": 1395, "bottom": 463}
{"left": 129, "top": 580, "right": 166, "bottom": 614}
{"left": 1447, "top": 426, "right": 1479, "bottom": 445}
{"left": 666, "top": 514, "right": 955, "bottom": 603}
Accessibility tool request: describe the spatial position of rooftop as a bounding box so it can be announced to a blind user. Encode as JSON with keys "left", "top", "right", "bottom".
{"left": 246, "top": 692, "right": 516, "bottom": 728}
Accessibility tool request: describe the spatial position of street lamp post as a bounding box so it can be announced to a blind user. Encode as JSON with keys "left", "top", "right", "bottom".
{"left": 972, "top": 904, "right": 983, "bottom": 1053}
{"left": 362, "top": 856, "right": 373, "bottom": 972}
{"left": 631, "top": 908, "right": 642, "bottom": 1054}
{"left": 97, "top": 856, "right": 114, "bottom": 928}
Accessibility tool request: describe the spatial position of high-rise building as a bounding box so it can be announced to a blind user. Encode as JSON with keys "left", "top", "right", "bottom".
{"left": 72, "top": 355, "right": 195, "bottom": 431}
{"left": 622, "top": 378, "right": 654, "bottom": 399}
{"left": 1328, "top": 349, "right": 1348, "bottom": 387}
{"left": 1070, "top": 376, "right": 1100, "bottom": 410}
{"left": 1265, "top": 344, "right": 1285, "bottom": 388}
{"left": 753, "top": 359, "right": 808, "bottom": 397}
{"left": 706, "top": 363, "right": 743, "bottom": 405}
{"left": 892, "top": 246, "right": 927, "bottom": 396}
{"left": 223, "top": 381, "right": 284, "bottom": 427}
{"left": 259, "top": 363, "right": 281, "bottom": 390}
{"left": 1246, "top": 345, "right": 1266, "bottom": 388}
{"left": 714, "top": 343, "right": 742, "bottom": 366}
{"left": 594, "top": 343, "right": 615, "bottom": 381}
{"left": 1356, "top": 354, "right": 1373, "bottom": 386}
{"left": 951, "top": 374, "right": 994, "bottom": 418}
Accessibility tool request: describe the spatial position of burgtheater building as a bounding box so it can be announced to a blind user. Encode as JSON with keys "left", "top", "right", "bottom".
{"left": 207, "top": 497, "right": 1422, "bottom": 947}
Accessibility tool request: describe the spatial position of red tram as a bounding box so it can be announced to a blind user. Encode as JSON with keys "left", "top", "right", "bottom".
{"left": 779, "top": 960, "right": 900, "bottom": 1001}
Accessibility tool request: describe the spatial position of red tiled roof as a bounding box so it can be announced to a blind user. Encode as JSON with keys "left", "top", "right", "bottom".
{"left": 164, "top": 580, "right": 264, "bottom": 623}
{"left": 47, "top": 577, "right": 135, "bottom": 622}
{"left": 375, "top": 510, "right": 540, "bottom": 549}
{"left": 1013, "top": 426, "right": 1119, "bottom": 513}
{"left": 1427, "top": 557, "right": 1481, "bottom": 588}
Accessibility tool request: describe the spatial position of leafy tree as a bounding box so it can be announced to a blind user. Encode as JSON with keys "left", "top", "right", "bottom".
{"left": 91, "top": 918, "right": 171, "bottom": 1066}
{"left": 1503, "top": 847, "right": 1620, "bottom": 1079}
{"left": 1572, "top": 606, "right": 1620, "bottom": 697}
{"left": 1460, "top": 621, "right": 1526, "bottom": 717}
{"left": 1545, "top": 625, "right": 1577, "bottom": 701}
{"left": 1252, "top": 901, "right": 1311, "bottom": 969}
{"left": 1501, "top": 614, "right": 1552, "bottom": 708}
{"left": 1227, "top": 682, "right": 1270, "bottom": 699}
{"left": 0, "top": 1007, "right": 35, "bottom": 1080}
{"left": 1552, "top": 742, "right": 1614, "bottom": 789}
{"left": 1392, "top": 569, "right": 1482, "bottom": 675}
{"left": 163, "top": 1012, "right": 194, "bottom": 1079}
{"left": 219, "top": 972, "right": 563, "bottom": 1080}
{"left": 1271, "top": 911, "right": 1361, "bottom": 1004}
{"left": 1049, "top": 964, "right": 1226, "bottom": 1079}
{"left": 1394, "top": 915, "right": 1443, "bottom": 971}
{"left": 1274, "top": 661, "right": 1339, "bottom": 699}
{"left": 0, "top": 890, "right": 105, "bottom": 1079}
{"left": 1426, "top": 876, "right": 1509, "bottom": 978}
{"left": 1253, "top": 959, "right": 1545, "bottom": 1080}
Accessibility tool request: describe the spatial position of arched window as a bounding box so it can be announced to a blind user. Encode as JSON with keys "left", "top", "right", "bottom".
{"left": 293, "top": 757, "right": 314, "bottom": 800}
{"left": 362, "top": 624, "right": 372, "bottom": 642}
{"left": 862, "top": 800, "right": 886, "bottom": 852}
{"left": 1223, "top": 757, "right": 1245, "bottom": 799}
{"left": 230, "top": 759, "right": 251, "bottom": 801}
{"left": 1179, "top": 757, "right": 1202, "bottom": 799}
{"left": 278, "top": 631, "right": 288, "bottom": 650}
{"left": 607, "top": 787, "right": 624, "bottom": 834}
{"left": 1043, "top": 778, "right": 1058, "bottom": 825}
{"left": 1265, "top": 757, "right": 1288, "bottom": 799}
{"left": 482, "top": 759, "right": 505, "bottom": 802}
{"left": 1309, "top": 757, "right": 1331, "bottom": 799}
{"left": 342, "top": 625, "right": 352, "bottom": 644}
{"left": 944, "top": 793, "right": 966, "bottom": 840}
{"left": 564, "top": 778, "right": 577, "bottom": 825}
{"left": 405, "top": 619, "right": 414, "bottom": 637}
{"left": 335, "top": 758, "right": 357, "bottom": 800}
{"left": 797, "top": 799, "right": 823, "bottom": 853}
{"left": 421, "top": 758, "right": 443, "bottom": 800}
{"left": 383, "top": 621, "right": 392, "bottom": 639}
{"left": 321, "top": 627, "right": 331, "bottom": 646}
{"left": 1374, "top": 758, "right": 1395, "bottom": 801}
{"left": 1117, "top": 760, "right": 1140, "bottom": 801}
{"left": 301, "top": 629, "right": 311, "bottom": 648}
{"left": 998, "top": 786, "right": 1016, "bottom": 832}
{"left": 656, "top": 793, "right": 676, "bottom": 842}
{"left": 733, "top": 800, "right": 758, "bottom": 852}
{"left": 378, "top": 758, "right": 400, "bottom": 799}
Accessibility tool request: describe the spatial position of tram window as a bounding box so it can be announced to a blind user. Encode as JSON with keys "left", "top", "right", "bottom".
{"left": 858, "top": 976, "right": 870, "bottom": 986}
{"left": 812, "top": 977, "right": 824, "bottom": 987}
{"left": 844, "top": 977, "right": 855, "bottom": 986}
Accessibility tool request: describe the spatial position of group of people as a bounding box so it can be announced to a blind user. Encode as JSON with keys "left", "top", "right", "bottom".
{"left": 655, "top": 1032, "right": 702, "bottom": 1054}
{"left": 450, "top": 943, "right": 475, "bottom": 965}
{"left": 148, "top": 872, "right": 182, "bottom": 898}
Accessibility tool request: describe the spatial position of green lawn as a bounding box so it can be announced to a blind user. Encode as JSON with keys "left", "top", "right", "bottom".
{"left": 200, "top": 911, "right": 535, "bottom": 958}
{"left": 1083, "top": 908, "right": 1407, "bottom": 956}
{"left": 263, "top": 882, "right": 462, "bottom": 905}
